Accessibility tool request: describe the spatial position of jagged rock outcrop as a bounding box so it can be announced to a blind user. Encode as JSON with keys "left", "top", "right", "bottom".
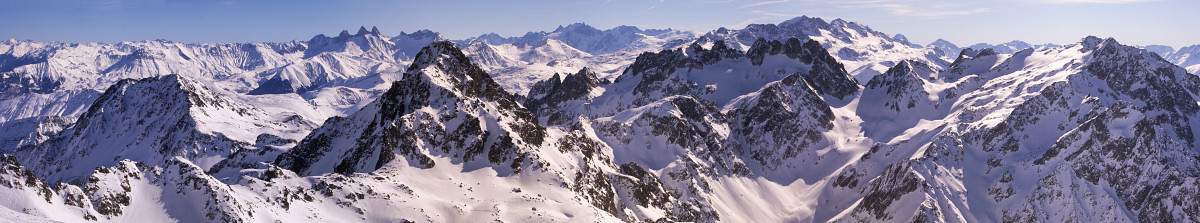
{"left": 523, "top": 67, "right": 608, "bottom": 125}
{"left": 833, "top": 36, "right": 1200, "bottom": 223}
{"left": 724, "top": 73, "right": 835, "bottom": 180}
{"left": 13, "top": 74, "right": 264, "bottom": 183}
{"left": 746, "top": 37, "right": 860, "bottom": 99}
{"left": 250, "top": 27, "right": 438, "bottom": 94}
{"left": 275, "top": 41, "right": 546, "bottom": 175}
{"left": 5, "top": 16, "right": 1200, "bottom": 223}
{"left": 695, "top": 16, "right": 950, "bottom": 81}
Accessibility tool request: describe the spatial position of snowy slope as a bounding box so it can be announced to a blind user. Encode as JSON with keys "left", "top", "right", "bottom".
{"left": 1141, "top": 44, "right": 1175, "bottom": 57}
{"left": 927, "top": 39, "right": 962, "bottom": 58}
{"left": 1165, "top": 44, "right": 1200, "bottom": 73}
{"left": 459, "top": 24, "right": 695, "bottom": 96}
{"left": 461, "top": 23, "right": 693, "bottom": 56}
{"left": 694, "top": 16, "right": 950, "bottom": 82}
{"left": 0, "top": 28, "right": 438, "bottom": 154}
{"left": 12, "top": 74, "right": 315, "bottom": 183}
{"left": 965, "top": 40, "right": 1062, "bottom": 55}
{"left": 2, "top": 16, "right": 1200, "bottom": 223}
{"left": 275, "top": 41, "right": 549, "bottom": 175}
{"left": 250, "top": 27, "right": 441, "bottom": 94}
{"left": 830, "top": 36, "right": 1200, "bottom": 222}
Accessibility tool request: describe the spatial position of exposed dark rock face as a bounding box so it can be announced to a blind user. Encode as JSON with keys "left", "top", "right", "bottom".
{"left": 276, "top": 41, "right": 546, "bottom": 176}
{"left": 864, "top": 60, "right": 936, "bottom": 112}
{"left": 10, "top": 25, "right": 1200, "bottom": 222}
{"left": 725, "top": 72, "right": 834, "bottom": 176}
{"left": 746, "top": 38, "right": 860, "bottom": 99}
{"left": 847, "top": 161, "right": 925, "bottom": 221}
{"left": 842, "top": 36, "right": 1200, "bottom": 223}
{"left": 622, "top": 40, "right": 746, "bottom": 103}
{"left": 613, "top": 161, "right": 720, "bottom": 222}
{"left": 523, "top": 67, "right": 608, "bottom": 125}
{"left": 14, "top": 74, "right": 253, "bottom": 183}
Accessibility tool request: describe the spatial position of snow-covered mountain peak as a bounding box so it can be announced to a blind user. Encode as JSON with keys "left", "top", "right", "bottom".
{"left": 893, "top": 60, "right": 936, "bottom": 75}
{"left": 610, "top": 25, "right": 644, "bottom": 34}
{"left": 405, "top": 41, "right": 544, "bottom": 116}
{"left": 524, "top": 67, "right": 605, "bottom": 117}
{"left": 931, "top": 38, "right": 956, "bottom": 46}
{"left": 1164, "top": 44, "right": 1200, "bottom": 73}
{"left": 275, "top": 40, "right": 552, "bottom": 176}
{"left": 394, "top": 29, "right": 443, "bottom": 41}
{"left": 8, "top": 17, "right": 1200, "bottom": 223}
{"left": 354, "top": 26, "right": 373, "bottom": 36}
{"left": 464, "top": 23, "right": 693, "bottom": 56}
{"left": 390, "top": 29, "right": 446, "bottom": 61}
{"left": 975, "top": 47, "right": 998, "bottom": 57}
{"left": 249, "top": 28, "right": 442, "bottom": 95}
{"left": 554, "top": 23, "right": 603, "bottom": 36}
{"left": 696, "top": 16, "right": 951, "bottom": 83}
{"left": 1003, "top": 40, "right": 1032, "bottom": 48}
{"left": 865, "top": 60, "right": 938, "bottom": 92}
{"left": 460, "top": 38, "right": 515, "bottom": 68}
{"left": 891, "top": 34, "right": 917, "bottom": 46}
{"left": 1078, "top": 35, "right": 1110, "bottom": 51}
{"left": 927, "top": 38, "right": 962, "bottom": 56}
{"left": 827, "top": 18, "right": 873, "bottom": 35}
{"left": 746, "top": 37, "right": 861, "bottom": 99}
{"left": 1141, "top": 44, "right": 1175, "bottom": 57}
{"left": 12, "top": 74, "right": 273, "bottom": 183}
{"left": 304, "top": 28, "right": 394, "bottom": 59}
{"left": 408, "top": 41, "right": 475, "bottom": 76}
{"left": 780, "top": 15, "right": 829, "bottom": 28}
{"left": 684, "top": 40, "right": 743, "bottom": 63}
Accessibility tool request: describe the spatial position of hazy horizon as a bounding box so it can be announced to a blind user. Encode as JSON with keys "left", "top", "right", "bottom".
{"left": 3, "top": 0, "right": 1197, "bottom": 48}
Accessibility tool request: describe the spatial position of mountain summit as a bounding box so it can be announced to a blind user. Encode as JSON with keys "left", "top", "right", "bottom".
{"left": 2, "top": 16, "right": 1200, "bottom": 223}
{"left": 696, "top": 16, "right": 950, "bottom": 82}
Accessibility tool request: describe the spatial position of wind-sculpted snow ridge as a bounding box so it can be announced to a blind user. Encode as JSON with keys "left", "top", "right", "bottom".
{"left": 11, "top": 74, "right": 313, "bottom": 184}
{"left": 275, "top": 41, "right": 548, "bottom": 175}
{"left": 3, "top": 16, "right": 1200, "bottom": 223}
{"left": 0, "top": 27, "right": 447, "bottom": 157}
{"left": 927, "top": 39, "right": 963, "bottom": 58}
{"left": 458, "top": 23, "right": 696, "bottom": 96}
{"left": 694, "top": 16, "right": 951, "bottom": 82}
{"left": 0, "top": 38, "right": 302, "bottom": 98}
{"left": 964, "top": 40, "right": 1061, "bottom": 55}
{"left": 1163, "top": 44, "right": 1200, "bottom": 73}
{"left": 828, "top": 36, "right": 1200, "bottom": 222}
{"left": 462, "top": 23, "right": 693, "bottom": 56}
{"left": 251, "top": 27, "right": 443, "bottom": 95}
{"left": 0, "top": 27, "right": 441, "bottom": 121}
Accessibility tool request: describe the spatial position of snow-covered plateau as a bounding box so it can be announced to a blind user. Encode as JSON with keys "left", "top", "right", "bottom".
{"left": 1, "top": 16, "right": 1199, "bottom": 222}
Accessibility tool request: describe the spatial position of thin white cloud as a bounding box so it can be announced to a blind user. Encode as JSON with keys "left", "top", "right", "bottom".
{"left": 648, "top": 0, "right": 665, "bottom": 11}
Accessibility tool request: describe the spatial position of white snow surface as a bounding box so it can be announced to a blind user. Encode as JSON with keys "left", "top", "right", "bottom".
{"left": 2, "top": 17, "right": 1200, "bottom": 223}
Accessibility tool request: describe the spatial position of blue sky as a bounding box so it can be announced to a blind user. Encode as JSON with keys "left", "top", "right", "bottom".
{"left": 2, "top": 0, "right": 1197, "bottom": 48}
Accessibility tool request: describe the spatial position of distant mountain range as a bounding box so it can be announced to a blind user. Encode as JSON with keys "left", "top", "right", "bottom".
{"left": 1138, "top": 44, "right": 1200, "bottom": 73}
{"left": 1, "top": 16, "right": 1199, "bottom": 222}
